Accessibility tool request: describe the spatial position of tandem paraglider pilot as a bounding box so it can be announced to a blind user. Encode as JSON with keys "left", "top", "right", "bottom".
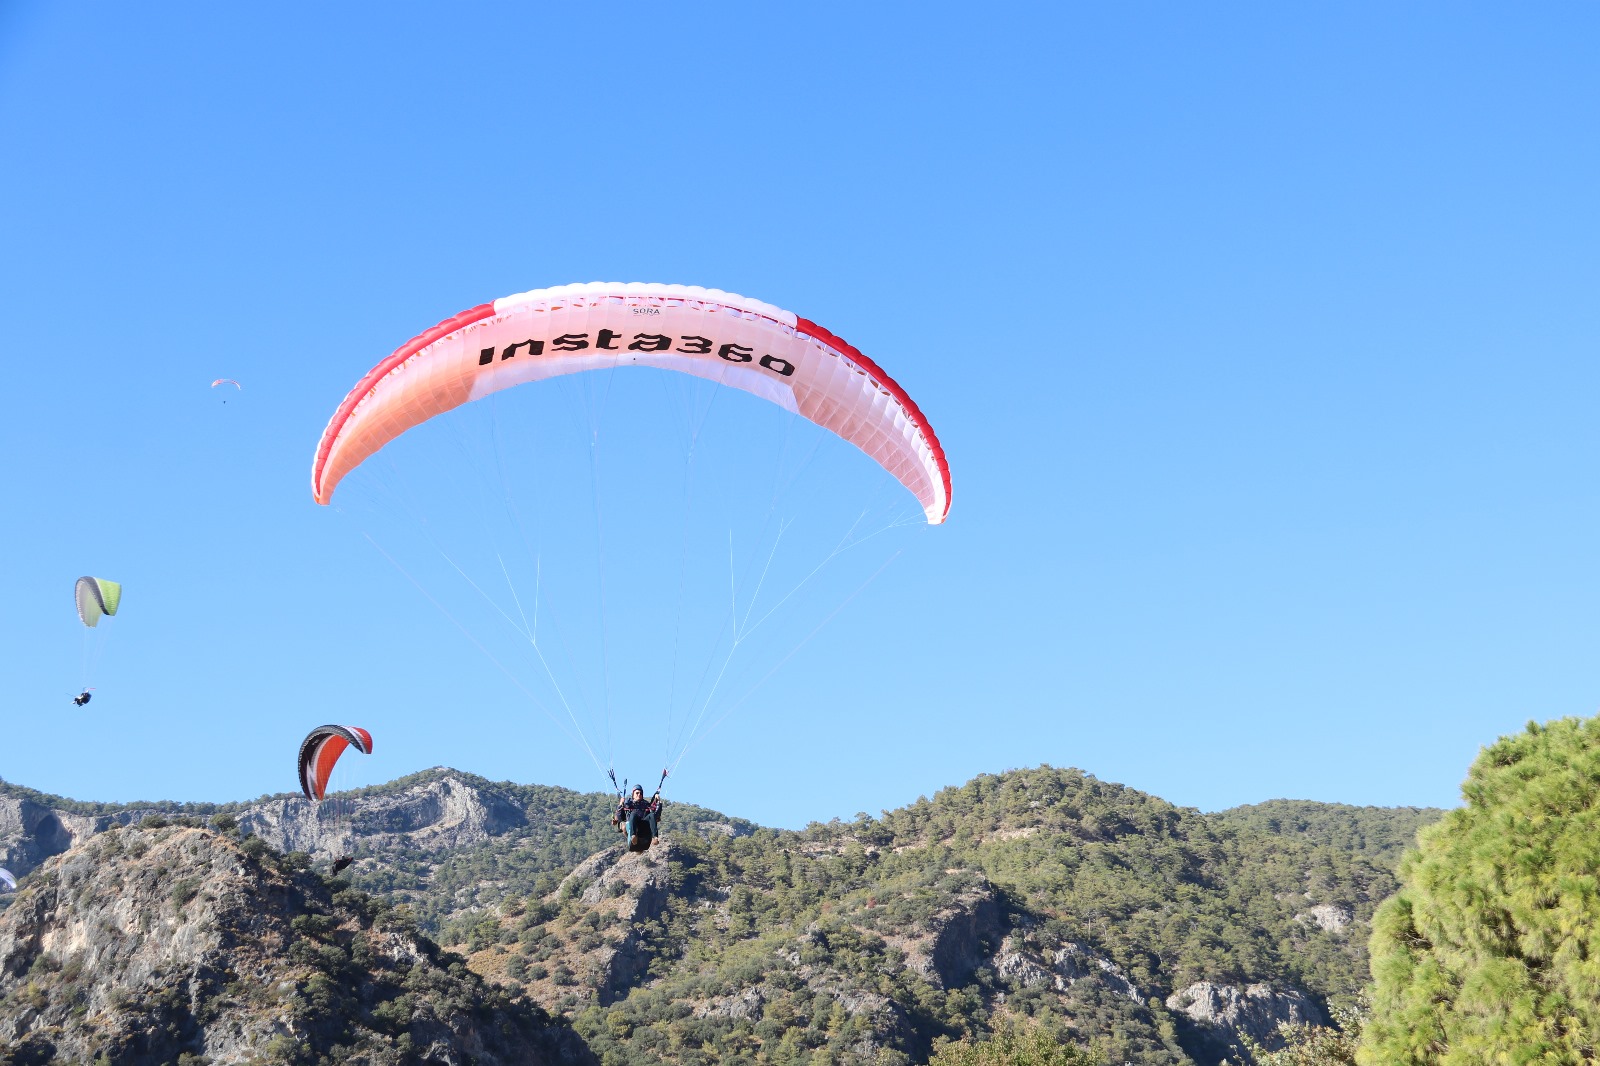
{"left": 613, "top": 786, "right": 663, "bottom": 853}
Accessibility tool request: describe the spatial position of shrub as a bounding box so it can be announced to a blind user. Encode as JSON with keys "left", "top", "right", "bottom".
{"left": 170, "top": 878, "right": 202, "bottom": 909}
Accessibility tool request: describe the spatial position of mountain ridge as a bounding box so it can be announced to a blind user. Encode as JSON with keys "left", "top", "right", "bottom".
{"left": 0, "top": 819, "right": 582, "bottom": 1065}
{"left": 0, "top": 765, "right": 1445, "bottom": 1065}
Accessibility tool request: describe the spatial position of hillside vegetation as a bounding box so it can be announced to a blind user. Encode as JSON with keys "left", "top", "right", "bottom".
{"left": 449, "top": 766, "right": 1431, "bottom": 1065}
{"left": 0, "top": 765, "right": 1443, "bottom": 1065}
{"left": 1209, "top": 801, "right": 1441, "bottom": 871}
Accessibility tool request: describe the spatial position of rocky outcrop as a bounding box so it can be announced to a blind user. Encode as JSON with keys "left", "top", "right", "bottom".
{"left": 980, "top": 932, "right": 1192, "bottom": 1063}
{"left": 894, "top": 875, "right": 1004, "bottom": 989}
{"left": 569, "top": 842, "right": 677, "bottom": 1001}
{"left": 988, "top": 934, "right": 1145, "bottom": 1003}
{"left": 992, "top": 939, "right": 1056, "bottom": 989}
{"left": 1295, "top": 902, "right": 1354, "bottom": 935}
{"left": 0, "top": 793, "right": 156, "bottom": 877}
{"left": 693, "top": 985, "right": 766, "bottom": 1020}
{"left": 1, "top": 772, "right": 529, "bottom": 880}
{"left": 464, "top": 839, "right": 683, "bottom": 1010}
{"left": 691, "top": 819, "right": 751, "bottom": 840}
{"left": 1166, "top": 980, "right": 1326, "bottom": 1058}
{"left": 0, "top": 794, "right": 82, "bottom": 872}
{"left": 0, "top": 822, "right": 581, "bottom": 1066}
{"left": 236, "top": 773, "right": 528, "bottom": 858}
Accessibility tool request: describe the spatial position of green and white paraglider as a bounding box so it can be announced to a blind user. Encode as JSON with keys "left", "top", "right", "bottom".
{"left": 74, "top": 576, "right": 122, "bottom": 706}
{"left": 75, "top": 577, "right": 121, "bottom": 627}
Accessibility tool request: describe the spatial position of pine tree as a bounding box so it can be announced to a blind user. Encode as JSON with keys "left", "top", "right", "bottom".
{"left": 1361, "top": 717, "right": 1600, "bottom": 1064}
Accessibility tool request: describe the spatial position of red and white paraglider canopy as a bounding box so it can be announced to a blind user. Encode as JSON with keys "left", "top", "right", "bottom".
{"left": 311, "top": 282, "right": 950, "bottom": 523}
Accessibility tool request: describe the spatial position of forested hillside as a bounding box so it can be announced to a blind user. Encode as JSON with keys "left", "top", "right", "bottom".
{"left": 0, "top": 766, "right": 1441, "bottom": 1064}
{"left": 1208, "top": 800, "right": 1442, "bottom": 870}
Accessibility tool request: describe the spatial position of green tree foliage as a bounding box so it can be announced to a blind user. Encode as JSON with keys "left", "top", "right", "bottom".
{"left": 929, "top": 1022, "right": 1101, "bottom": 1066}
{"left": 870, "top": 768, "right": 1393, "bottom": 1003}
{"left": 1361, "top": 717, "right": 1600, "bottom": 1065}
{"left": 1210, "top": 802, "right": 1442, "bottom": 871}
{"left": 0, "top": 778, "right": 227, "bottom": 818}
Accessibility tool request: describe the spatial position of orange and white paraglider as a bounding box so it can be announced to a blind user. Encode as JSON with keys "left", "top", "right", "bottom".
{"left": 312, "top": 283, "right": 948, "bottom": 522}
{"left": 310, "top": 282, "right": 948, "bottom": 792}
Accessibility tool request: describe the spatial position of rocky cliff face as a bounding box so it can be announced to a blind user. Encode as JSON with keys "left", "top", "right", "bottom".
{"left": 0, "top": 793, "right": 153, "bottom": 875}
{"left": 0, "top": 771, "right": 748, "bottom": 936}
{"left": 902, "top": 876, "right": 1005, "bottom": 989}
{"left": 1, "top": 772, "right": 530, "bottom": 878}
{"left": 463, "top": 842, "right": 682, "bottom": 1010}
{"left": 236, "top": 773, "right": 529, "bottom": 857}
{"left": 0, "top": 822, "right": 581, "bottom": 1066}
{"left": 1166, "top": 981, "right": 1327, "bottom": 1060}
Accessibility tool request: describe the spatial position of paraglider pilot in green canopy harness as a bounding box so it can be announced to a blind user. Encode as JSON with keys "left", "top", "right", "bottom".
{"left": 610, "top": 771, "right": 665, "bottom": 853}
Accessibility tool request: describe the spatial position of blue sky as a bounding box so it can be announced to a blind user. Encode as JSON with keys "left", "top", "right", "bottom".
{"left": 2, "top": 3, "right": 1597, "bottom": 829}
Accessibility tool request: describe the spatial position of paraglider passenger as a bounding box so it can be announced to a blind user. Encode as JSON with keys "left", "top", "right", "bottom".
{"left": 72, "top": 691, "right": 92, "bottom": 707}
{"left": 612, "top": 786, "right": 663, "bottom": 852}
{"left": 330, "top": 855, "right": 354, "bottom": 877}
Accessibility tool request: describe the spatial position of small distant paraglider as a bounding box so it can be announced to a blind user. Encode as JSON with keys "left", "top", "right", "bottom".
{"left": 211, "top": 378, "right": 242, "bottom": 403}
{"left": 74, "top": 577, "right": 121, "bottom": 705}
{"left": 0, "top": 868, "right": 15, "bottom": 892}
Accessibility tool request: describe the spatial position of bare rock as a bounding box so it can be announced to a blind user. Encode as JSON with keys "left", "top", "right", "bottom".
{"left": 0, "top": 823, "right": 580, "bottom": 1065}
{"left": 541, "top": 840, "right": 680, "bottom": 1004}
{"left": 694, "top": 986, "right": 766, "bottom": 1019}
{"left": 236, "top": 773, "right": 527, "bottom": 858}
{"left": 1166, "top": 980, "right": 1326, "bottom": 1054}
{"left": 692, "top": 819, "right": 750, "bottom": 839}
{"left": 898, "top": 874, "right": 1004, "bottom": 989}
{"left": 1295, "top": 902, "right": 1353, "bottom": 935}
{"left": 2, "top": 772, "right": 530, "bottom": 887}
{"left": 0, "top": 794, "right": 147, "bottom": 877}
{"left": 1052, "top": 941, "right": 1145, "bottom": 1002}
{"left": 992, "top": 939, "right": 1056, "bottom": 989}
